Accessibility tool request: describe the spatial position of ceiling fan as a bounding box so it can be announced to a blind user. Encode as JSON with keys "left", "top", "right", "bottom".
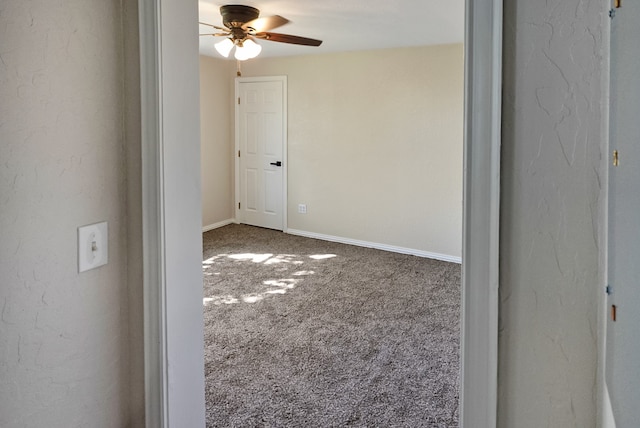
{"left": 199, "top": 4, "right": 323, "bottom": 61}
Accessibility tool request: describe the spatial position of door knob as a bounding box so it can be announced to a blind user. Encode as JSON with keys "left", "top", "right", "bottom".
{"left": 270, "top": 161, "right": 282, "bottom": 167}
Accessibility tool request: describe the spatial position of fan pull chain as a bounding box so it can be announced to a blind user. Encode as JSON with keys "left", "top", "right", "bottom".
{"left": 236, "top": 60, "right": 242, "bottom": 77}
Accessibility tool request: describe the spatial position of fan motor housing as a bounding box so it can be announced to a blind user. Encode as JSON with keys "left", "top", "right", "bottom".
{"left": 220, "top": 5, "right": 260, "bottom": 27}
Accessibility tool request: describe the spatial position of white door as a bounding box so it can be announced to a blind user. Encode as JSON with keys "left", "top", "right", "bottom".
{"left": 606, "top": 2, "right": 640, "bottom": 426}
{"left": 235, "top": 77, "right": 287, "bottom": 231}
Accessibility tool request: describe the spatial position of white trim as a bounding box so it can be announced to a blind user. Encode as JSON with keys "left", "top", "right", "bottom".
{"left": 287, "top": 228, "right": 462, "bottom": 264}
{"left": 202, "top": 219, "right": 234, "bottom": 233}
{"left": 234, "top": 76, "right": 288, "bottom": 232}
{"left": 598, "top": 4, "right": 611, "bottom": 427}
{"left": 138, "top": 0, "right": 168, "bottom": 425}
{"left": 140, "top": 0, "right": 205, "bottom": 426}
{"left": 459, "top": 0, "right": 502, "bottom": 426}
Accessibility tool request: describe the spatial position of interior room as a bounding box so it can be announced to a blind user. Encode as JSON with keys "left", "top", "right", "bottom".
{"left": 198, "top": 1, "right": 464, "bottom": 424}
{"left": 199, "top": 1, "right": 464, "bottom": 261}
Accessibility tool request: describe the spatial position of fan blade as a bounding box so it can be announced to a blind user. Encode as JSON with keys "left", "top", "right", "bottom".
{"left": 199, "top": 33, "right": 230, "bottom": 37}
{"left": 255, "top": 32, "right": 323, "bottom": 47}
{"left": 199, "top": 21, "right": 228, "bottom": 31}
{"left": 242, "top": 15, "right": 289, "bottom": 33}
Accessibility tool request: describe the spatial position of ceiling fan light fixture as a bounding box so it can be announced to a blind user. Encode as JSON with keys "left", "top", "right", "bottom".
{"left": 214, "top": 38, "right": 234, "bottom": 57}
{"left": 234, "top": 39, "right": 262, "bottom": 61}
{"left": 201, "top": 5, "right": 322, "bottom": 61}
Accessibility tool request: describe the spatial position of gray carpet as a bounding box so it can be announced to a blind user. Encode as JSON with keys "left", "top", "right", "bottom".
{"left": 203, "top": 224, "right": 460, "bottom": 427}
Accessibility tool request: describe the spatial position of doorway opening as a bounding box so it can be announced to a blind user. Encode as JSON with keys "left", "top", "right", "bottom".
{"left": 199, "top": 10, "right": 463, "bottom": 428}
{"left": 138, "top": 0, "right": 501, "bottom": 426}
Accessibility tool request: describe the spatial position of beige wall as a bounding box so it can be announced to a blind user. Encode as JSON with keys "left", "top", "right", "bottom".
{"left": 236, "top": 44, "right": 464, "bottom": 259}
{"left": 499, "top": 1, "right": 606, "bottom": 427}
{"left": 0, "top": 0, "right": 133, "bottom": 426}
{"left": 200, "top": 56, "right": 235, "bottom": 229}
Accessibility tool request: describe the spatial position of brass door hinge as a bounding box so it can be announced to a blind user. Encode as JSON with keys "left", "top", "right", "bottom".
{"left": 238, "top": 150, "right": 240, "bottom": 157}
{"left": 613, "top": 150, "right": 619, "bottom": 166}
{"left": 238, "top": 97, "right": 240, "bottom": 105}
{"left": 238, "top": 202, "right": 241, "bottom": 209}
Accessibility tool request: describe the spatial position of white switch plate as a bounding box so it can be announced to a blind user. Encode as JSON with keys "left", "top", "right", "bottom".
{"left": 298, "top": 204, "right": 307, "bottom": 214}
{"left": 78, "top": 221, "right": 108, "bottom": 273}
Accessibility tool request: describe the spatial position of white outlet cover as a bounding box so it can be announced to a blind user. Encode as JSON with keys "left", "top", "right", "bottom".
{"left": 78, "top": 221, "right": 108, "bottom": 273}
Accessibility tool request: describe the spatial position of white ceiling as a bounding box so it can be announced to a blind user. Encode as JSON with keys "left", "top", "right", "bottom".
{"left": 198, "top": 0, "right": 464, "bottom": 59}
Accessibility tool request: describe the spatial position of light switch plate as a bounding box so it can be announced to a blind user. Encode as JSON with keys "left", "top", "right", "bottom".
{"left": 78, "top": 221, "right": 108, "bottom": 273}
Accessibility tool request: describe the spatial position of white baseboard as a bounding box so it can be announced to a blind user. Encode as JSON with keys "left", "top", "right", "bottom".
{"left": 286, "top": 228, "right": 462, "bottom": 264}
{"left": 202, "top": 219, "right": 235, "bottom": 233}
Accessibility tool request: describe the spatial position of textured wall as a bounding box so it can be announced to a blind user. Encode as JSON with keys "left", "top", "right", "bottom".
{"left": 240, "top": 44, "right": 464, "bottom": 259}
{"left": 200, "top": 56, "right": 235, "bottom": 228}
{"left": 0, "top": 0, "right": 131, "bottom": 426}
{"left": 500, "top": 1, "right": 606, "bottom": 426}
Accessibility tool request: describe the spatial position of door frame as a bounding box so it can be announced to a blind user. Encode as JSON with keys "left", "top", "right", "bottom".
{"left": 234, "top": 76, "right": 288, "bottom": 231}
{"left": 139, "top": 0, "right": 502, "bottom": 426}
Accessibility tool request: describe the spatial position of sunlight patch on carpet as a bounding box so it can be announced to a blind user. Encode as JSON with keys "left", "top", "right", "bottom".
{"left": 204, "top": 277, "right": 304, "bottom": 306}
{"left": 264, "top": 254, "right": 298, "bottom": 265}
{"left": 203, "top": 295, "right": 239, "bottom": 305}
{"left": 263, "top": 278, "right": 300, "bottom": 288}
{"left": 293, "top": 270, "right": 315, "bottom": 276}
{"left": 202, "top": 254, "right": 226, "bottom": 267}
{"left": 309, "top": 254, "right": 337, "bottom": 260}
{"left": 229, "top": 253, "right": 273, "bottom": 263}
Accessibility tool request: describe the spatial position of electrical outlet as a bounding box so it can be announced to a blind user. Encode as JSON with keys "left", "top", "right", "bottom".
{"left": 298, "top": 204, "right": 307, "bottom": 214}
{"left": 78, "top": 222, "right": 108, "bottom": 272}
